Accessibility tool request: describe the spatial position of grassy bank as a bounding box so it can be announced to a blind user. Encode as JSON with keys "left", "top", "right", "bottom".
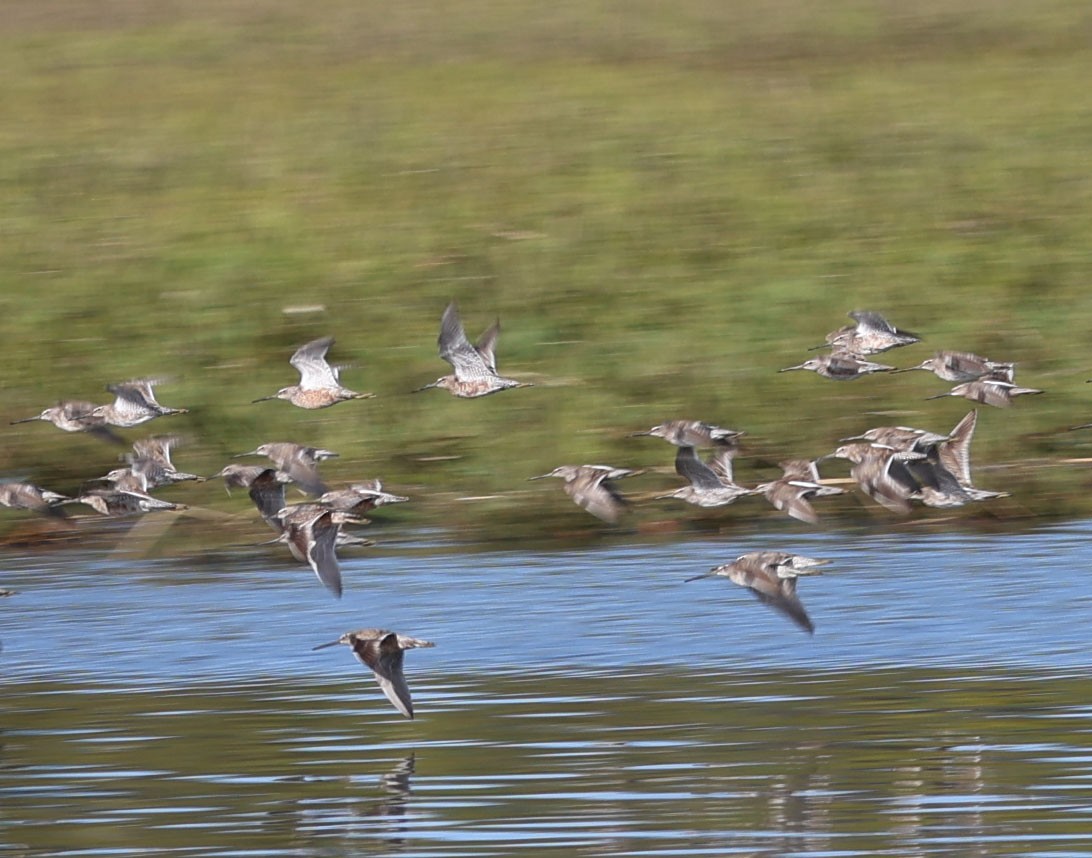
{"left": 2, "top": 0, "right": 1092, "bottom": 546}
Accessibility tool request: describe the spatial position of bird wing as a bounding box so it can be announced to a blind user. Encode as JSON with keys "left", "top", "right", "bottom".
{"left": 564, "top": 471, "right": 627, "bottom": 523}
{"left": 248, "top": 469, "right": 287, "bottom": 531}
{"left": 290, "top": 337, "right": 340, "bottom": 389}
{"left": 352, "top": 633, "right": 414, "bottom": 719}
{"left": 305, "top": 511, "right": 342, "bottom": 598}
{"left": 674, "top": 446, "right": 722, "bottom": 490}
{"left": 474, "top": 320, "right": 501, "bottom": 375}
{"left": 937, "top": 410, "right": 977, "bottom": 486}
{"left": 437, "top": 302, "right": 493, "bottom": 381}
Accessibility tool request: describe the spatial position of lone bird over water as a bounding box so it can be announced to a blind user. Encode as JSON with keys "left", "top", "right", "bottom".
{"left": 415, "top": 302, "right": 529, "bottom": 398}
{"left": 815, "top": 310, "right": 921, "bottom": 355}
{"left": 630, "top": 419, "right": 743, "bottom": 448}
{"left": 11, "top": 400, "right": 124, "bottom": 445}
{"left": 313, "top": 628, "right": 435, "bottom": 719}
{"left": 530, "top": 464, "right": 640, "bottom": 523}
{"left": 780, "top": 352, "right": 895, "bottom": 380}
{"left": 91, "top": 379, "right": 188, "bottom": 428}
{"left": 686, "top": 551, "right": 830, "bottom": 634}
{"left": 253, "top": 337, "right": 374, "bottom": 409}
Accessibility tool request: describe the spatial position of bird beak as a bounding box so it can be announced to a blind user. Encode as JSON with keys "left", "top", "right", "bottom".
{"left": 232, "top": 450, "right": 261, "bottom": 458}
{"left": 411, "top": 381, "right": 438, "bottom": 393}
{"left": 10, "top": 416, "right": 41, "bottom": 424}
{"left": 924, "top": 392, "right": 949, "bottom": 400}
{"left": 251, "top": 395, "right": 277, "bottom": 403}
{"left": 528, "top": 474, "right": 550, "bottom": 481}
{"left": 805, "top": 343, "right": 828, "bottom": 352}
{"left": 684, "top": 572, "right": 714, "bottom": 583}
{"left": 779, "top": 364, "right": 805, "bottom": 372}
{"left": 627, "top": 431, "right": 652, "bottom": 438}
{"left": 311, "top": 639, "right": 342, "bottom": 651}
{"left": 889, "top": 366, "right": 919, "bottom": 374}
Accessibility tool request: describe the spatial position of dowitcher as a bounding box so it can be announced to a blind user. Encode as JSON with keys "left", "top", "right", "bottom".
{"left": 127, "top": 436, "right": 205, "bottom": 489}
{"left": 99, "top": 466, "right": 150, "bottom": 494}
{"left": 313, "top": 629, "right": 435, "bottom": 719}
{"left": 211, "top": 463, "right": 287, "bottom": 492}
{"left": 91, "top": 379, "right": 188, "bottom": 428}
{"left": 779, "top": 352, "right": 895, "bottom": 380}
{"left": 826, "top": 442, "right": 929, "bottom": 514}
{"left": 814, "top": 310, "right": 921, "bottom": 355}
{"left": 686, "top": 551, "right": 830, "bottom": 635}
{"left": 270, "top": 504, "right": 368, "bottom": 598}
{"left": 67, "top": 489, "right": 187, "bottom": 517}
{"left": 415, "top": 301, "right": 529, "bottom": 398}
{"left": 927, "top": 379, "right": 1044, "bottom": 408}
{"left": 892, "top": 350, "right": 1014, "bottom": 384}
{"left": 0, "top": 482, "right": 71, "bottom": 518}
{"left": 656, "top": 446, "right": 755, "bottom": 508}
{"left": 839, "top": 425, "right": 950, "bottom": 453}
{"left": 11, "top": 400, "right": 124, "bottom": 445}
{"left": 234, "top": 442, "right": 338, "bottom": 496}
{"left": 755, "top": 459, "right": 845, "bottom": 524}
{"left": 630, "top": 419, "right": 744, "bottom": 448}
{"left": 253, "top": 336, "right": 374, "bottom": 410}
{"left": 530, "top": 464, "right": 640, "bottom": 523}
{"left": 317, "top": 480, "right": 410, "bottom": 515}
{"left": 933, "top": 410, "right": 1008, "bottom": 502}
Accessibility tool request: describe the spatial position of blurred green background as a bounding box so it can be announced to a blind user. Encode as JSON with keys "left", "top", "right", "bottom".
{"left": 3, "top": 0, "right": 1092, "bottom": 545}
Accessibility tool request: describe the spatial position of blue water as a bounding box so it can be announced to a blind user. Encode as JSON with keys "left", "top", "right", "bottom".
{"left": 3, "top": 521, "right": 1090, "bottom": 684}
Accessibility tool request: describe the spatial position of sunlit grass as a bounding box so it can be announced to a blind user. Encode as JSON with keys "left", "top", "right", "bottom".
{"left": 2, "top": 0, "right": 1092, "bottom": 543}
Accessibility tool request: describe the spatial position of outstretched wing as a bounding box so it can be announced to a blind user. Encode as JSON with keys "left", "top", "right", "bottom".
{"left": 290, "top": 337, "right": 341, "bottom": 389}
{"left": 438, "top": 302, "right": 493, "bottom": 382}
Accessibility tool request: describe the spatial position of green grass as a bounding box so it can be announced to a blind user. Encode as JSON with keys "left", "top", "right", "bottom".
{"left": 2, "top": 0, "right": 1092, "bottom": 546}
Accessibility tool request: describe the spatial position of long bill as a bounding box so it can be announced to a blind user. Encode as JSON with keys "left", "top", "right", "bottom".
{"left": 9, "top": 416, "right": 39, "bottom": 424}
{"left": 311, "top": 639, "right": 343, "bottom": 651}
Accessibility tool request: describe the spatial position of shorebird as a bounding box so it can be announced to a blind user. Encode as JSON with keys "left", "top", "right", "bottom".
{"left": 234, "top": 442, "right": 338, "bottom": 496}
{"left": 11, "top": 400, "right": 124, "bottom": 445}
{"left": 90, "top": 379, "right": 188, "bottom": 428}
{"left": 827, "top": 442, "right": 929, "bottom": 514}
{"left": 755, "top": 459, "right": 845, "bottom": 524}
{"left": 67, "top": 489, "right": 187, "bottom": 517}
{"left": 686, "top": 551, "right": 830, "bottom": 634}
{"left": 415, "top": 301, "right": 529, "bottom": 398}
{"left": 814, "top": 310, "right": 921, "bottom": 355}
{"left": 839, "top": 425, "right": 950, "bottom": 453}
{"left": 530, "top": 464, "right": 640, "bottom": 523}
{"left": 211, "top": 463, "right": 286, "bottom": 492}
{"left": 313, "top": 629, "right": 435, "bottom": 719}
{"left": 127, "top": 436, "right": 204, "bottom": 489}
{"left": 630, "top": 419, "right": 744, "bottom": 448}
{"left": 270, "top": 504, "right": 367, "bottom": 598}
{"left": 317, "top": 481, "right": 409, "bottom": 515}
{"left": 927, "top": 379, "right": 1044, "bottom": 408}
{"left": 933, "top": 410, "right": 1008, "bottom": 502}
{"left": 253, "top": 337, "right": 374, "bottom": 409}
{"left": 780, "top": 352, "right": 895, "bottom": 380}
{"left": 893, "top": 350, "right": 1014, "bottom": 383}
{"left": 0, "top": 483, "right": 71, "bottom": 518}
{"left": 656, "top": 446, "right": 755, "bottom": 508}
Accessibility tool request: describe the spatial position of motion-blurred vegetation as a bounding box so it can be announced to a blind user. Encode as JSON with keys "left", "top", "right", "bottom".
{"left": 2, "top": 0, "right": 1092, "bottom": 547}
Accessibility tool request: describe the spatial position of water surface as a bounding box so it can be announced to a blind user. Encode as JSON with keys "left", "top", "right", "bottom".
{"left": 3, "top": 524, "right": 1092, "bottom": 855}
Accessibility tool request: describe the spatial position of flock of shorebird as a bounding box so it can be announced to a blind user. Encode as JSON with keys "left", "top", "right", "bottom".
{"left": 0, "top": 304, "right": 1048, "bottom": 717}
